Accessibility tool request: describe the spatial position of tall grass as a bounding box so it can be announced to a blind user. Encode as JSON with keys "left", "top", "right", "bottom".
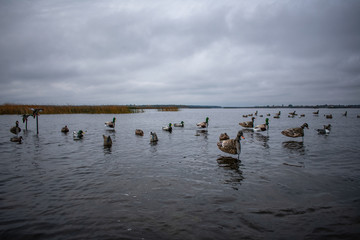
{"left": 0, "top": 104, "right": 133, "bottom": 115}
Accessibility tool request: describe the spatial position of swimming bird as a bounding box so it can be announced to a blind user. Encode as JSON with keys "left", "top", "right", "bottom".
{"left": 217, "top": 130, "right": 245, "bottom": 159}
{"left": 174, "top": 121, "right": 184, "bottom": 127}
{"left": 135, "top": 129, "right": 144, "bottom": 136}
{"left": 150, "top": 132, "right": 158, "bottom": 142}
{"left": 219, "top": 133, "right": 230, "bottom": 141}
{"left": 325, "top": 114, "right": 333, "bottom": 119}
{"left": 10, "top": 121, "right": 21, "bottom": 134}
{"left": 289, "top": 111, "right": 297, "bottom": 116}
{"left": 316, "top": 126, "right": 330, "bottom": 135}
{"left": 105, "top": 117, "right": 116, "bottom": 129}
{"left": 10, "top": 136, "right": 23, "bottom": 143}
{"left": 162, "top": 123, "right": 172, "bottom": 132}
{"left": 313, "top": 110, "right": 319, "bottom": 115}
{"left": 254, "top": 118, "right": 269, "bottom": 132}
{"left": 103, "top": 135, "right": 112, "bottom": 147}
{"left": 343, "top": 111, "right": 347, "bottom": 117}
{"left": 61, "top": 125, "right": 69, "bottom": 133}
{"left": 239, "top": 117, "right": 255, "bottom": 128}
{"left": 324, "top": 124, "right": 331, "bottom": 131}
{"left": 197, "top": 117, "right": 209, "bottom": 128}
{"left": 281, "top": 123, "right": 309, "bottom": 139}
{"left": 73, "top": 130, "right": 84, "bottom": 140}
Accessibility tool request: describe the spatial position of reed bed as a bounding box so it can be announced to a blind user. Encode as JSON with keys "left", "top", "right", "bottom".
{"left": 0, "top": 104, "right": 132, "bottom": 115}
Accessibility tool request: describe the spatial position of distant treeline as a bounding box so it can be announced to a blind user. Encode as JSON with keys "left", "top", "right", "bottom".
{"left": 0, "top": 104, "right": 133, "bottom": 115}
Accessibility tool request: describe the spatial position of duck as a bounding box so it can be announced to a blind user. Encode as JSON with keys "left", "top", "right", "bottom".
{"left": 316, "top": 126, "right": 330, "bottom": 135}
{"left": 162, "top": 123, "right": 172, "bottom": 132}
{"left": 105, "top": 117, "right": 116, "bottom": 129}
{"left": 73, "top": 130, "right": 84, "bottom": 140}
{"left": 219, "top": 133, "right": 230, "bottom": 141}
{"left": 242, "top": 115, "right": 248, "bottom": 118}
{"left": 10, "top": 136, "right": 23, "bottom": 143}
{"left": 274, "top": 111, "right": 281, "bottom": 118}
{"left": 254, "top": 118, "right": 269, "bottom": 132}
{"left": 239, "top": 117, "right": 255, "bottom": 128}
{"left": 150, "top": 132, "right": 158, "bottom": 142}
{"left": 343, "top": 111, "right": 347, "bottom": 117}
{"left": 259, "top": 114, "right": 263, "bottom": 117}
{"left": 135, "top": 129, "right": 144, "bottom": 136}
{"left": 254, "top": 111, "right": 258, "bottom": 116}
{"left": 289, "top": 111, "right": 297, "bottom": 116}
{"left": 10, "top": 121, "right": 21, "bottom": 134}
{"left": 217, "top": 130, "right": 245, "bottom": 159}
{"left": 300, "top": 114, "right": 305, "bottom": 117}
{"left": 281, "top": 123, "right": 309, "bottom": 139}
{"left": 103, "top": 135, "right": 112, "bottom": 147}
{"left": 313, "top": 110, "right": 319, "bottom": 115}
{"left": 324, "top": 124, "right": 332, "bottom": 131}
{"left": 174, "top": 121, "right": 184, "bottom": 127}
{"left": 61, "top": 125, "right": 69, "bottom": 133}
{"left": 197, "top": 117, "right": 209, "bottom": 128}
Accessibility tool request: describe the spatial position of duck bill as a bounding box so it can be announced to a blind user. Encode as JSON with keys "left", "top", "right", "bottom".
{"left": 241, "top": 136, "right": 245, "bottom": 139}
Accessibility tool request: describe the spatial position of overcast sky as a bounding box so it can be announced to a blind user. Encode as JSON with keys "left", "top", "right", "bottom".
{"left": 0, "top": 0, "right": 359, "bottom": 107}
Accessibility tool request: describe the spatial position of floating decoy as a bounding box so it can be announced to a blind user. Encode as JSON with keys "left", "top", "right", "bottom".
{"left": 217, "top": 130, "right": 245, "bottom": 159}
{"left": 281, "top": 123, "right": 309, "bottom": 139}
{"left": 197, "top": 117, "right": 209, "bottom": 128}
{"left": 254, "top": 118, "right": 269, "bottom": 132}
{"left": 324, "top": 124, "right": 331, "bottom": 131}
{"left": 239, "top": 117, "right": 255, "bottom": 128}
{"left": 259, "top": 115, "right": 263, "bottom": 117}
{"left": 105, "top": 117, "right": 116, "bottom": 129}
{"left": 103, "top": 135, "right": 112, "bottom": 147}
{"left": 219, "top": 133, "right": 230, "bottom": 141}
{"left": 325, "top": 114, "right": 333, "bottom": 119}
{"left": 357, "top": 115, "right": 360, "bottom": 118}
{"left": 150, "top": 132, "right": 158, "bottom": 142}
{"left": 267, "top": 113, "right": 271, "bottom": 116}
{"left": 242, "top": 115, "right": 248, "bottom": 118}
{"left": 289, "top": 111, "right": 297, "bottom": 116}
{"left": 313, "top": 110, "right": 319, "bottom": 115}
{"left": 343, "top": 111, "right": 347, "bottom": 117}
{"left": 300, "top": 114, "right": 305, "bottom": 117}
{"left": 273, "top": 115, "right": 280, "bottom": 119}
{"left": 10, "top": 136, "right": 23, "bottom": 143}
{"left": 274, "top": 111, "right": 281, "bottom": 118}
{"left": 135, "top": 129, "right": 144, "bottom": 136}
{"left": 10, "top": 121, "right": 21, "bottom": 134}
{"left": 73, "top": 130, "right": 84, "bottom": 140}
{"left": 255, "top": 111, "right": 258, "bottom": 116}
{"left": 61, "top": 125, "right": 69, "bottom": 133}
{"left": 162, "top": 123, "right": 172, "bottom": 132}
{"left": 174, "top": 121, "right": 184, "bottom": 127}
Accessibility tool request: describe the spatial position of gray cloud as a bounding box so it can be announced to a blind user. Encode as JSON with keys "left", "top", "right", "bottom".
{"left": 0, "top": 0, "right": 359, "bottom": 106}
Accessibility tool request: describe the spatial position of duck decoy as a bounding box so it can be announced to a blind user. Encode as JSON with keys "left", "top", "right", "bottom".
{"left": 150, "top": 132, "right": 158, "bottom": 142}
{"left": 300, "top": 114, "right": 305, "bottom": 117}
{"left": 103, "top": 135, "right": 112, "bottom": 147}
{"left": 289, "top": 111, "right": 297, "bottom": 116}
{"left": 239, "top": 117, "right": 255, "bottom": 128}
{"left": 254, "top": 118, "right": 269, "bottom": 132}
{"left": 61, "top": 125, "right": 69, "bottom": 133}
{"left": 135, "top": 129, "right": 144, "bottom": 136}
{"left": 174, "top": 121, "right": 184, "bottom": 127}
{"left": 197, "top": 117, "right": 209, "bottom": 128}
{"left": 22, "top": 114, "right": 31, "bottom": 131}
{"left": 281, "top": 123, "right": 309, "bottom": 140}
{"left": 10, "top": 136, "right": 23, "bottom": 143}
{"left": 219, "top": 133, "right": 230, "bottom": 141}
{"left": 255, "top": 110, "right": 258, "bottom": 116}
{"left": 162, "top": 123, "right": 172, "bottom": 132}
{"left": 316, "top": 126, "right": 330, "bottom": 135}
{"left": 10, "top": 121, "right": 21, "bottom": 134}
{"left": 324, "top": 124, "right": 331, "bottom": 131}
{"left": 313, "top": 110, "right": 319, "bottom": 115}
{"left": 105, "top": 117, "right": 116, "bottom": 129}
{"left": 217, "top": 130, "right": 245, "bottom": 159}
{"left": 30, "top": 108, "right": 43, "bottom": 134}
{"left": 343, "top": 111, "right": 347, "bottom": 117}
{"left": 73, "top": 130, "right": 84, "bottom": 140}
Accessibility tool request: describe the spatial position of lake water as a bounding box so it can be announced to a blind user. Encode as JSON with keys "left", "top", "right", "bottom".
{"left": 1, "top": 108, "right": 359, "bottom": 240}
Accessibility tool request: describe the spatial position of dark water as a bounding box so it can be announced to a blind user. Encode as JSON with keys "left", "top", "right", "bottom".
{"left": 1, "top": 108, "right": 360, "bottom": 240}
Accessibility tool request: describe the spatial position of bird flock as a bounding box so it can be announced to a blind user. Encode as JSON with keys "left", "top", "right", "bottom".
{"left": 8, "top": 109, "right": 357, "bottom": 159}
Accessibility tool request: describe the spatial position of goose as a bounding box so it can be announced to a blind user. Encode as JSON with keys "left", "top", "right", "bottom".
{"left": 217, "top": 130, "right": 245, "bottom": 159}
{"left": 197, "top": 117, "right": 209, "bottom": 128}
{"left": 239, "top": 117, "right": 255, "bottom": 128}
{"left": 162, "top": 123, "right": 172, "bottom": 132}
{"left": 281, "top": 123, "right": 309, "bottom": 139}
{"left": 324, "top": 124, "right": 332, "bottom": 131}
{"left": 174, "top": 121, "right": 184, "bottom": 127}
{"left": 103, "top": 135, "right": 112, "bottom": 147}
{"left": 343, "top": 111, "right": 347, "bottom": 117}
{"left": 274, "top": 111, "right": 281, "bottom": 118}
{"left": 150, "top": 132, "right": 158, "bottom": 142}
{"left": 219, "top": 133, "right": 230, "bottom": 141}
{"left": 10, "top": 136, "right": 23, "bottom": 143}
{"left": 313, "top": 110, "right": 319, "bottom": 115}
{"left": 254, "top": 118, "right": 269, "bottom": 132}
{"left": 10, "top": 121, "right": 21, "bottom": 134}
{"left": 61, "top": 125, "right": 69, "bottom": 133}
{"left": 73, "top": 130, "right": 84, "bottom": 140}
{"left": 135, "top": 129, "right": 144, "bottom": 136}
{"left": 289, "top": 111, "right": 297, "bottom": 116}
{"left": 255, "top": 110, "right": 258, "bottom": 116}
{"left": 105, "top": 117, "right": 116, "bottom": 129}
{"left": 316, "top": 126, "right": 330, "bottom": 135}
{"left": 325, "top": 114, "right": 333, "bottom": 119}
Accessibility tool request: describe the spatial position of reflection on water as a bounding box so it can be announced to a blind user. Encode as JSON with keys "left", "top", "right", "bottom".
{"left": 217, "top": 156, "right": 244, "bottom": 190}
{"left": 282, "top": 141, "right": 305, "bottom": 151}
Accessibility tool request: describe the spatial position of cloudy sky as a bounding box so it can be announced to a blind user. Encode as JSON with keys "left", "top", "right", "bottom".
{"left": 0, "top": 0, "right": 359, "bottom": 107}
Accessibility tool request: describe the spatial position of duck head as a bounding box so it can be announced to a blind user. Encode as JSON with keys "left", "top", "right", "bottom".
{"left": 302, "top": 123, "right": 309, "bottom": 129}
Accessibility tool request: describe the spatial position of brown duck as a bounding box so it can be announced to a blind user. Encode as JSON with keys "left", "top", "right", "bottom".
{"left": 281, "top": 123, "right": 309, "bottom": 138}
{"left": 217, "top": 130, "right": 245, "bottom": 159}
